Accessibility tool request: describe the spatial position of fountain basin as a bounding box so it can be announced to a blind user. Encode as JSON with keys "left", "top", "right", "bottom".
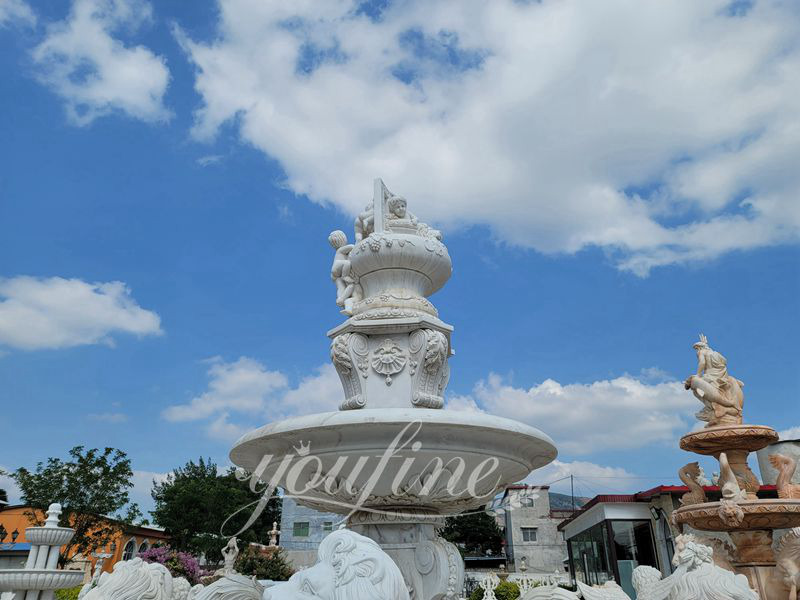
{"left": 0, "top": 570, "right": 84, "bottom": 591}
{"left": 231, "top": 408, "right": 557, "bottom": 515}
{"left": 25, "top": 526, "right": 76, "bottom": 546}
{"left": 673, "top": 499, "right": 800, "bottom": 532}
{"left": 680, "top": 424, "right": 778, "bottom": 455}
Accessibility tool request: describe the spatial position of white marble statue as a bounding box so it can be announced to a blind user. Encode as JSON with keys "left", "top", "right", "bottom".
{"left": 194, "top": 574, "right": 264, "bottom": 600}
{"left": 221, "top": 537, "right": 239, "bottom": 576}
{"left": 263, "top": 529, "right": 409, "bottom": 600}
{"left": 684, "top": 334, "right": 744, "bottom": 427}
{"left": 79, "top": 557, "right": 200, "bottom": 600}
{"left": 268, "top": 521, "right": 280, "bottom": 547}
{"left": 328, "top": 230, "right": 361, "bottom": 313}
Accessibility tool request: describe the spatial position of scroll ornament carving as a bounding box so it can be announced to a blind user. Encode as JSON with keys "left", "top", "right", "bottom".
{"left": 330, "top": 333, "right": 369, "bottom": 410}
{"left": 409, "top": 329, "right": 449, "bottom": 409}
{"left": 371, "top": 338, "right": 408, "bottom": 385}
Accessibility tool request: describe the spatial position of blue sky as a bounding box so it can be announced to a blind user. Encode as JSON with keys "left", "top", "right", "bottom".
{"left": 1, "top": 0, "right": 798, "bottom": 513}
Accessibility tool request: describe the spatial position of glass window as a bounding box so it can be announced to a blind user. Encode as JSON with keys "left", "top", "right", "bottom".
{"left": 138, "top": 541, "right": 149, "bottom": 554}
{"left": 122, "top": 540, "right": 136, "bottom": 561}
{"left": 521, "top": 527, "right": 537, "bottom": 542}
{"left": 293, "top": 522, "right": 310, "bottom": 537}
{"left": 323, "top": 521, "right": 333, "bottom": 532}
{"left": 611, "top": 521, "right": 658, "bottom": 598}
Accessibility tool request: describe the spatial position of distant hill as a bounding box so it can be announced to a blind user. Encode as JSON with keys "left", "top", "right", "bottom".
{"left": 549, "top": 491, "right": 589, "bottom": 510}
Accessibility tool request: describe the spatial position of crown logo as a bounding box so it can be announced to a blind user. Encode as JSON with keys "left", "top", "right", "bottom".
{"left": 293, "top": 440, "right": 311, "bottom": 456}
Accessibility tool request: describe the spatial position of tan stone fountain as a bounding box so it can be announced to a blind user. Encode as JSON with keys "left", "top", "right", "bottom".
{"left": 672, "top": 334, "right": 800, "bottom": 599}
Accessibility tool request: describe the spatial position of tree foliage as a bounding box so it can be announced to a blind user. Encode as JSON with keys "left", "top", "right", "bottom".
{"left": 12, "top": 446, "right": 141, "bottom": 565}
{"left": 235, "top": 546, "right": 294, "bottom": 581}
{"left": 151, "top": 458, "right": 281, "bottom": 564}
{"left": 440, "top": 508, "right": 504, "bottom": 557}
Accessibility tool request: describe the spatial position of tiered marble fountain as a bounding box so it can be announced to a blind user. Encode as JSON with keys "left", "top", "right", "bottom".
{"left": 231, "top": 179, "right": 557, "bottom": 600}
{"left": 0, "top": 503, "right": 83, "bottom": 600}
{"left": 673, "top": 335, "right": 800, "bottom": 599}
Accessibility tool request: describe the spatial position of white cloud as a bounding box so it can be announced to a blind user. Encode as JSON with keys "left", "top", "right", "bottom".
{"left": 32, "top": 0, "right": 170, "bottom": 125}
{"left": 526, "top": 459, "right": 638, "bottom": 497}
{"left": 162, "top": 357, "right": 288, "bottom": 422}
{"left": 180, "top": 0, "right": 800, "bottom": 275}
{"left": 779, "top": 426, "right": 800, "bottom": 440}
{"left": 196, "top": 154, "right": 223, "bottom": 167}
{"left": 450, "top": 372, "right": 696, "bottom": 454}
{"left": 0, "top": 276, "right": 162, "bottom": 350}
{"left": 0, "top": 0, "right": 35, "bottom": 27}
{"left": 87, "top": 412, "right": 128, "bottom": 423}
{"left": 130, "top": 469, "right": 168, "bottom": 511}
{"left": 162, "top": 358, "right": 342, "bottom": 440}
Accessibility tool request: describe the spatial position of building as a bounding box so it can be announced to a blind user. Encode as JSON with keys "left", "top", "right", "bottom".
{"left": 558, "top": 484, "right": 778, "bottom": 598}
{"left": 279, "top": 496, "right": 341, "bottom": 569}
{"left": 502, "top": 485, "right": 577, "bottom": 576}
{"left": 0, "top": 504, "right": 170, "bottom": 578}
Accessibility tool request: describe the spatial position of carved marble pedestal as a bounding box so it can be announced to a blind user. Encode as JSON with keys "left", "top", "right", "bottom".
{"left": 348, "top": 510, "right": 463, "bottom": 600}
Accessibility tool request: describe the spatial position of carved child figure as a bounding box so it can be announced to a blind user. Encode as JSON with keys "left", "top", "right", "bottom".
{"left": 387, "top": 195, "right": 417, "bottom": 226}
{"left": 328, "top": 230, "right": 356, "bottom": 304}
{"left": 354, "top": 203, "right": 374, "bottom": 242}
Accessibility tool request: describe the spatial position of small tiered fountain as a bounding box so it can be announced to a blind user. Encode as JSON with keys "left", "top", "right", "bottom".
{"left": 0, "top": 503, "right": 84, "bottom": 600}
{"left": 673, "top": 335, "right": 800, "bottom": 599}
{"left": 230, "top": 179, "right": 558, "bottom": 600}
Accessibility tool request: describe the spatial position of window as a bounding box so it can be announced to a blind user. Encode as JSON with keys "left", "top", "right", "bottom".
{"left": 323, "top": 521, "right": 333, "bottom": 532}
{"left": 138, "top": 541, "right": 149, "bottom": 554}
{"left": 122, "top": 539, "right": 137, "bottom": 561}
{"left": 521, "top": 527, "right": 537, "bottom": 542}
{"left": 293, "top": 522, "right": 310, "bottom": 537}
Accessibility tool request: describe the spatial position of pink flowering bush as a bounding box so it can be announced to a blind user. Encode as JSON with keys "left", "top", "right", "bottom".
{"left": 139, "top": 545, "right": 206, "bottom": 585}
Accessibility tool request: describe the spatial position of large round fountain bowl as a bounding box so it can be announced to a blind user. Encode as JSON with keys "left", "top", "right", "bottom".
{"left": 231, "top": 409, "right": 557, "bottom": 515}
{"left": 0, "top": 570, "right": 84, "bottom": 591}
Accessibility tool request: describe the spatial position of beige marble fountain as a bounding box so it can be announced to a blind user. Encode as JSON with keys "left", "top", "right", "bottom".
{"left": 672, "top": 334, "right": 800, "bottom": 599}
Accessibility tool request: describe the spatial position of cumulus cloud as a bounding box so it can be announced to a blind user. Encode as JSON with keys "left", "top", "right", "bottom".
{"left": 526, "top": 459, "right": 638, "bottom": 496}
{"left": 0, "top": 276, "right": 162, "bottom": 350}
{"left": 0, "top": 0, "right": 35, "bottom": 27}
{"left": 180, "top": 0, "right": 800, "bottom": 274}
{"left": 162, "top": 358, "right": 341, "bottom": 440}
{"left": 779, "top": 426, "right": 800, "bottom": 440}
{"left": 32, "top": 0, "right": 170, "bottom": 125}
{"left": 448, "top": 372, "right": 696, "bottom": 454}
{"left": 130, "top": 469, "right": 168, "bottom": 510}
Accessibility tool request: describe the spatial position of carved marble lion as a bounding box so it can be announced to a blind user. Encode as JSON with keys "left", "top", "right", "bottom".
{"left": 263, "top": 529, "right": 409, "bottom": 600}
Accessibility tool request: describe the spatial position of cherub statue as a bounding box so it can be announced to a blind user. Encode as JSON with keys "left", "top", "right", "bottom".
{"left": 328, "top": 230, "right": 362, "bottom": 313}
{"left": 386, "top": 195, "right": 417, "bottom": 227}
{"left": 354, "top": 203, "right": 374, "bottom": 242}
{"left": 684, "top": 334, "right": 744, "bottom": 427}
{"left": 221, "top": 537, "right": 239, "bottom": 575}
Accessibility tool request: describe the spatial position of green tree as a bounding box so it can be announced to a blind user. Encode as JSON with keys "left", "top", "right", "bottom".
{"left": 12, "top": 446, "right": 141, "bottom": 566}
{"left": 440, "top": 508, "right": 504, "bottom": 557}
{"left": 235, "top": 546, "right": 294, "bottom": 581}
{"left": 151, "top": 458, "right": 281, "bottom": 564}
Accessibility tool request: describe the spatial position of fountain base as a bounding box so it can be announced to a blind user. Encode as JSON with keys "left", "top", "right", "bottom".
{"left": 348, "top": 509, "right": 463, "bottom": 600}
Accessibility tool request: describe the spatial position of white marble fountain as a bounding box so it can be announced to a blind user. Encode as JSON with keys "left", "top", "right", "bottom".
{"left": 230, "top": 179, "right": 558, "bottom": 600}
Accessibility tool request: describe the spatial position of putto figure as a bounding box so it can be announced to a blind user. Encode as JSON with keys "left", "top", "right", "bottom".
{"left": 684, "top": 334, "right": 744, "bottom": 427}
{"left": 328, "top": 230, "right": 362, "bottom": 314}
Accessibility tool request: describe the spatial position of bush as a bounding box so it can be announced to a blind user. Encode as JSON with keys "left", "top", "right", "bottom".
{"left": 235, "top": 546, "right": 294, "bottom": 581}
{"left": 55, "top": 587, "right": 82, "bottom": 600}
{"left": 139, "top": 545, "right": 206, "bottom": 585}
{"left": 468, "top": 580, "right": 520, "bottom": 600}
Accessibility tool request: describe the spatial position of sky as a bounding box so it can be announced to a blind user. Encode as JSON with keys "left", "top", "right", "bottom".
{"left": 0, "top": 0, "right": 798, "bottom": 515}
